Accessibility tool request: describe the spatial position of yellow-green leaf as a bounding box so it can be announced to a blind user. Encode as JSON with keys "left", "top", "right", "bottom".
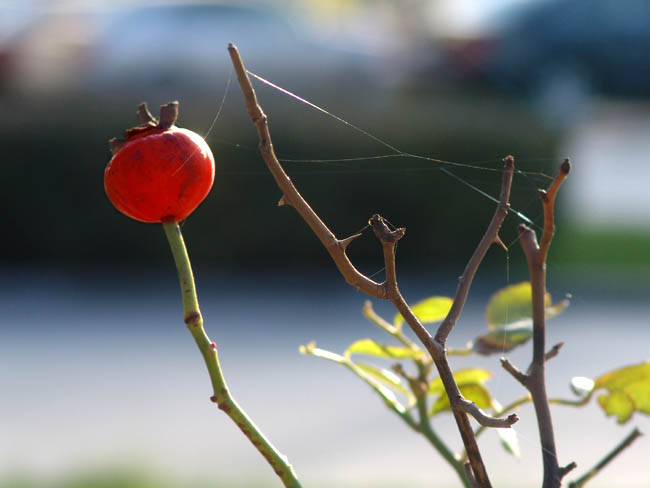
{"left": 593, "top": 362, "right": 650, "bottom": 424}
{"left": 346, "top": 338, "right": 423, "bottom": 359}
{"left": 486, "top": 282, "right": 551, "bottom": 328}
{"left": 546, "top": 299, "right": 570, "bottom": 319}
{"left": 356, "top": 362, "right": 414, "bottom": 401}
{"left": 431, "top": 383, "right": 493, "bottom": 416}
{"left": 394, "top": 296, "right": 453, "bottom": 327}
{"left": 429, "top": 368, "right": 492, "bottom": 395}
{"left": 597, "top": 390, "right": 636, "bottom": 424}
{"left": 497, "top": 427, "right": 521, "bottom": 457}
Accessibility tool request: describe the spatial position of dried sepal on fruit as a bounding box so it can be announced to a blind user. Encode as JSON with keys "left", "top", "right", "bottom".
{"left": 104, "top": 101, "right": 215, "bottom": 223}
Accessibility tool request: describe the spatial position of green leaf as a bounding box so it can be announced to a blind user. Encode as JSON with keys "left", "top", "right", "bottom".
{"left": 394, "top": 296, "right": 453, "bottom": 327}
{"left": 355, "top": 362, "right": 414, "bottom": 400}
{"left": 593, "top": 362, "right": 650, "bottom": 424}
{"left": 570, "top": 376, "right": 595, "bottom": 398}
{"left": 346, "top": 338, "right": 423, "bottom": 359}
{"left": 486, "top": 282, "right": 549, "bottom": 328}
{"left": 431, "top": 383, "right": 492, "bottom": 416}
{"left": 471, "top": 320, "right": 534, "bottom": 356}
{"left": 497, "top": 427, "right": 521, "bottom": 457}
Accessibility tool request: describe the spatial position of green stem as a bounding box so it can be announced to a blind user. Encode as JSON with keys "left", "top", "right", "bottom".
{"left": 162, "top": 220, "right": 301, "bottom": 488}
{"left": 568, "top": 428, "right": 642, "bottom": 488}
{"left": 304, "top": 345, "right": 419, "bottom": 432}
{"left": 362, "top": 300, "right": 418, "bottom": 349}
{"left": 306, "top": 345, "right": 470, "bottom": 487}
{"left": 416, "top": 396, "right": 471, "bottom": 488}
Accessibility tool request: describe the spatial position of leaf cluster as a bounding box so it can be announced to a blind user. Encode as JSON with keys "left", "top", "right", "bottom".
{"left": 300, "top": 281, "right": 647, "bottom": 478}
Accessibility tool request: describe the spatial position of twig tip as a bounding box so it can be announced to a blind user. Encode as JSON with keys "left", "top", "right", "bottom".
{"left": 561, "top": 158, "right": 571, "bottom": 174}
{"left": 517, "top": 223, "right": 530, "bottom": 234}
{"left": 506, "top": 413, "right": 520, "bottom": 425}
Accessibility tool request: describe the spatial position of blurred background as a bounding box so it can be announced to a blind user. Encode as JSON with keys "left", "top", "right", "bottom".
{"left": 1, "top": 0, "right": 649, "bottom": 486}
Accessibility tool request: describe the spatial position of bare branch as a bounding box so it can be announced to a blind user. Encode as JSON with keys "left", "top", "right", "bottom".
{"left": 227, "top": 44, "right": 387, "bottom": 298}
{"left": 464, "top": 462, "right": 480, "bottom": 488}
{"left": 436, "top": 155, "right": 514, "bottom": 343}
{"left": 568, "top": 428, "right": 642, "bottom": 488}
{"left": 538, "top": 158, "right": 570, "bottom": 263}
{"left": 369, "top": 214, "right": 444, "bottom": 359}
{"left": 456, "top": 397, "right": 519, "bottom": 428}
{"left": 517, "top": 160, "right": 572, "bottom": 488}
{"left": 228, "top": 43, "right": 519, "bottom": 488}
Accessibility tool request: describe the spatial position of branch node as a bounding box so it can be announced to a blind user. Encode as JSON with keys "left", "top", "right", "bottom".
{"left": 184, "top": 311, "right": 202, "bottom": 328}
{"left": 369, "top": 214, "right": 405, "bottom": 243}
{"left": 277, "top": 195, "right": 288, "bottom": 207}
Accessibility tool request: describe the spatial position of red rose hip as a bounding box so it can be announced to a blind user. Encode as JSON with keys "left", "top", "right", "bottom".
{"left": 105, "top": 101, "right": 215, "bottom": 223}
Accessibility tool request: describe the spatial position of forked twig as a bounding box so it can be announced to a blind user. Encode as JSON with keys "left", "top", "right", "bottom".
{"left": 501, "top": 160, "right": 573, "bottom": 488}
{"left": 228, "top": 43, "right": 516, "bottom": 487}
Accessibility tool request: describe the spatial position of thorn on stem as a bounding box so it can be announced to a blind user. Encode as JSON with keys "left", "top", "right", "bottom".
{"left": 545, "top": 342, "right": 564, "bottom": 362}
{"left": 369, "top": 214, "right": 405, "bottom": 243}
{"left": 339, "top": 233, "right": 362, "bottom": 250}
{"left": 494, "top": 235, "right": 508, "bottom": 251}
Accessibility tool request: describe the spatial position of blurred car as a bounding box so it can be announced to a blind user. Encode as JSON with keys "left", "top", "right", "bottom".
{"left": 441, "top": 0, "right": 650, "bottom": 108}
{"left": 0, "top": 2, "right": 390, "bottom": 98}
{"left": 84, "top": 3, "right": 386, "bottom": 96}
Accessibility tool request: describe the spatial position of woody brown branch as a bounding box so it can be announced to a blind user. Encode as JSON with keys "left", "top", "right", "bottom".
{"left": 228, "top": 43, "right": 516, "bottom": 488}
{"left": 501, "top": 160, "right": 572, "bottom": 488}
{"left": 228, "top": 44, "right": 386, "bottom": 299}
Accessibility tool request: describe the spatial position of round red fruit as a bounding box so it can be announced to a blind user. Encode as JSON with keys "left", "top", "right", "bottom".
{"left": 104, "top": 101, "right": 215, "bottom": 223}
